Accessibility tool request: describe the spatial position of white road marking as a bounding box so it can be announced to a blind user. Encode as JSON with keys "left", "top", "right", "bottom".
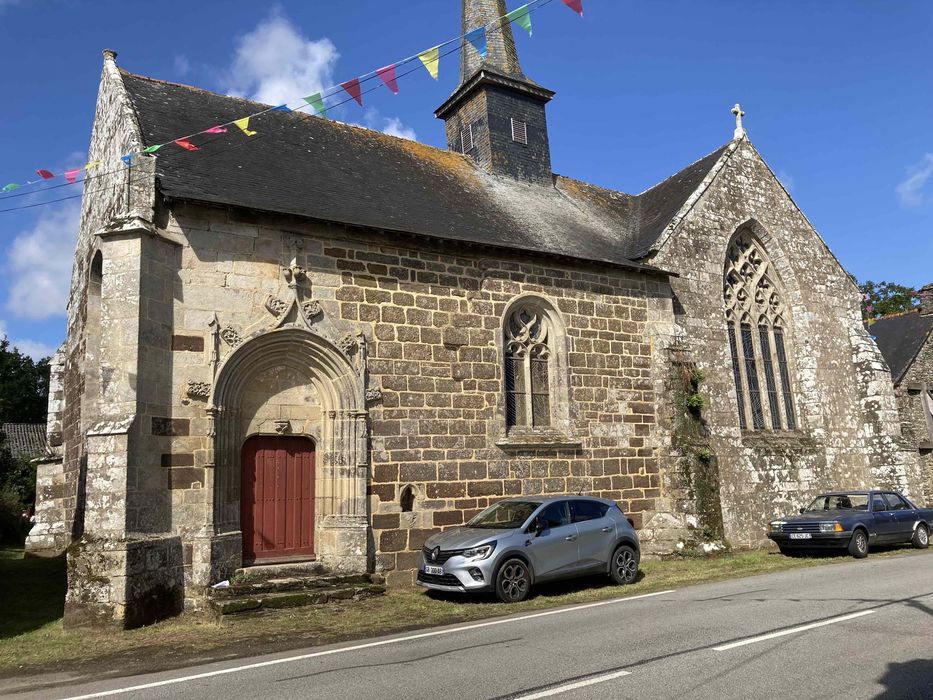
{"left": 61, "top": 590, "right": 674, "bottom": 699}
{"left": 514, "top": 670, "right": 632, "bottom": 699}
{"left": 713, "top": 609, "right": 876, "bottom": 651}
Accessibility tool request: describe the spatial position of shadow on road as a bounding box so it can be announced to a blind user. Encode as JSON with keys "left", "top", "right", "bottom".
{"left": 875, "top": 658, "right": 933, "bottom": 699}
{"left": 426, "top": 570, "right": 645, "bottom": 605}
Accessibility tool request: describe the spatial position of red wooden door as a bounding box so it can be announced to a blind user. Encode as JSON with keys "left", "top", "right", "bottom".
{"left": 241, "top": 436, "right": 316, "bottom": 562}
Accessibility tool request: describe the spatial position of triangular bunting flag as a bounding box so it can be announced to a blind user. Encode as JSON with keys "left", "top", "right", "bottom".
{"left": 120, "top": 154, "right": 133, "bottom": 165}
{"left": 561, "top": 0, "right": 583, "bottom": 16}
{"left": 1, "top": 183, "right": 19, "bottom": 192}
{"left": 85, "top": 161, "right": 100, "bottom": 170}
{"left": 464, "top": 27, "right": 488, "bottom": 60}
{"left": 36, "top": 169, "right": 55, "bottom": 180}
{"left": 64, "top": 169, "right": 81, "bottom": 184}
{"left": 377, "top": 65, "right": 399, "bottom": 94}
{"left": 418, "top": 46, "right": 440, "bottom": 80}
{"left": 303, "top": 92, "right": 327, "bottom": 117}
{"left": 204, "top": 126, "right": 228, "bottom": 134}
{"left": 340, "top": 78, "right": 363, "bottom": 106}
{"left": 272, "top": 104, "right": 292, "bottom": 112}
{"left": 233, "top": 117, "right": 257, "bottom": 136}
{"left": 174, "top": 138, "right": 200, "bottom": 151}
{"left": 142, "top": 144, "right": 162, "bottom": 153}
{"left": 506, "top": 4, "right": 533, "bottom": 36}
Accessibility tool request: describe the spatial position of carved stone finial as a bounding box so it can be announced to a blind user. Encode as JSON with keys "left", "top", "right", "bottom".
{"left": 337, "top": 333, "right": 358, "bottom": 355}
{"left": 731, "top": 103, "right": 746, "bottom": 140}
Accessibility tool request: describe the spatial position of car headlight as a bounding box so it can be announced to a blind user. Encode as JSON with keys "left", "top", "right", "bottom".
{"left": 463, "top": 542, "right": 496, "bottom": 560}
{"left": 769, "top": 521, "right": 784, "bottom": 533}
{"left": 820, "top": 522, "right": 844, "bottom": 533}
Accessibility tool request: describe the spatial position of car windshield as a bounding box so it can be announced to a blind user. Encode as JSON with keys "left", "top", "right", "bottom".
{"left": 804, "top": 494, "right": 869, "bottom": 512}
{"left": 466, "top": 501, "right": 541, "bottom": 529}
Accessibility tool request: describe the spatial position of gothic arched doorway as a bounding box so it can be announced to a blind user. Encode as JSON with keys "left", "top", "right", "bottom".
{"left": 241, "top": 435, "right": 316, "bottom": 563}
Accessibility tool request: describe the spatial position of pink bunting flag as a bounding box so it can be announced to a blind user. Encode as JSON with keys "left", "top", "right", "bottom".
{"left": 174, "top": 138, "right": 200, "bottom": 151}
{"left": 36, "top": 169, "right": 55, "bottom": 180}
{"left": 204, "top": 126, "right": 228, "bottom": 134}
{"left": 340, "top": 78, "right": 363, "bottom": 106}
{"left": 561, "top": 0, "right": 583, "bottom": 15}
{"left": 377, "top": 65, "right": 399, "bottom": 94}
{"left": 64, "top": 169, "right": 81, "bottom": 184}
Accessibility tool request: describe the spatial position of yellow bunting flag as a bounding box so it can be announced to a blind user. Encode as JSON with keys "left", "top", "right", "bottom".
{"left": 418, "top": 46, "right": 440, "bottom": 80}
{"left": 234, "top": 117, "right": 257, "bottom": 136}
{"left": 84, "top": 161, "right": 101, "bottom": 170}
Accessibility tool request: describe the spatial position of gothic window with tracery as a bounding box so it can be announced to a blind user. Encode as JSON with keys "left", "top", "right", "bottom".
{"left": 723, "top": 231, "right": 797, "bottom": 431}
{"left": 504, "top": 304, "right": 554, "bottom": 430}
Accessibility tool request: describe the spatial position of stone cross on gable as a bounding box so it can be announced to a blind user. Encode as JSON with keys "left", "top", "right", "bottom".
{"left": 732, "top": 104, "right": 746, "bottom": 140}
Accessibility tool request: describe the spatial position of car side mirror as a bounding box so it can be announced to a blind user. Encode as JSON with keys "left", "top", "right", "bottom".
{"left": 532, "top": 517, "right": 547, "bottom": 536}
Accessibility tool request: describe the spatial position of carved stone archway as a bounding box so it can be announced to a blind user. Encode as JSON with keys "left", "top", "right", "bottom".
{"left": 208, "top": 326, "right": 369, "bottom": 574}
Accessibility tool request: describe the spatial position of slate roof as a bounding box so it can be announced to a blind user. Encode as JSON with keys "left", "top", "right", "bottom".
{"left": 120, "top": 71, "right": 730, "bottom": 272}
{"left": 869, "top": 311, "right": 933, "bottom": 384}
{"left": 1, "top": 423, "right": 47, "bottom": 460}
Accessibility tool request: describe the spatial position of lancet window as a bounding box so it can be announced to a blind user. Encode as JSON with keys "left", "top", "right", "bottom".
{"left": 724, "top": 232, "right": 797, "bottom": 431}
{"left": 504, "top": 303, "right": 555, "bottom": 431}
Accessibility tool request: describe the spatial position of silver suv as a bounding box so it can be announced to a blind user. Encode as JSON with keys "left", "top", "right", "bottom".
{"left": 416, "top": 496, "right": 640, "bottom": 602}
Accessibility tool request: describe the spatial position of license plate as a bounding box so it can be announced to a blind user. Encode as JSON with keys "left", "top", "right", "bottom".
{"left": 424, "top": 565, "right": 444, "bottom": 575}
{"left": 789, "top": 533, "right": 812, "bottom": 540}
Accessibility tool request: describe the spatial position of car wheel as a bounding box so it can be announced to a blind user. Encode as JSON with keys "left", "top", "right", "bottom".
{"left": 495, "top": 558, "right": 531, "bottom": 603}
{"left": 911, "top": 524, "right": 929, "bottom": 549}
{"left": 609, "top": 545, "right": 639, "bottom": 585}
{"left": 848, "top": 529, "right": 869, "bottom": 558}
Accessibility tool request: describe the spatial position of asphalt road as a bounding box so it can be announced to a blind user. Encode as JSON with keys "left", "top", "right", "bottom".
{"left": 8, "top": 551, "right": 933, "bottom": 700}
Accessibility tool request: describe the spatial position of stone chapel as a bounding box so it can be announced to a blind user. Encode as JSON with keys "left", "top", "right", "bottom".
{"left": 26, "top": 0, "right": 923, "bottom": 627}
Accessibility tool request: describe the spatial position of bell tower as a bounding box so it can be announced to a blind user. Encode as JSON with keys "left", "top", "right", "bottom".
{"left": 435, "top": 0, "right": 555, "bottom": 184}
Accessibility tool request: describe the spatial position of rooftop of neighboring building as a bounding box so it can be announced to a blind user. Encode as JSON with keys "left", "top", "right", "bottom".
{"left": 870, "top": 289, "right": 933, "bottom": 384}
{"left": 1, "top": 423, "right": 48, "bottom": 461}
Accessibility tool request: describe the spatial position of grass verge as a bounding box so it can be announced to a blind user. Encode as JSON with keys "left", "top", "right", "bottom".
{"left": 1, "top": 545, "right": 927, "bottom": 683}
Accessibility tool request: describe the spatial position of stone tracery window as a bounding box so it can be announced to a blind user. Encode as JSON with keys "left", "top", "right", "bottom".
{"left": 724, "top": 231, "right": 797, "bottom": 431}
{"left": 504, "top": 303, "right": 555, "bottom": 431}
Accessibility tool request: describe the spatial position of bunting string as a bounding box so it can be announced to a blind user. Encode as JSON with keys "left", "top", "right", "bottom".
{"left": 0, "top": 0, "right": 582, "bottom": 211}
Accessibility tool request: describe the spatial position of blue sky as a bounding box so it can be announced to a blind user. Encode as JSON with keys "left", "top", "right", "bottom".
{"left": 0, "top": 0, "right": 931, "bottom": 359}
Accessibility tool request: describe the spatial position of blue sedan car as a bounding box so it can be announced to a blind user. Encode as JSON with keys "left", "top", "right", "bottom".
{"left": 768, "top": 490, "right": 932, "bottom": 558}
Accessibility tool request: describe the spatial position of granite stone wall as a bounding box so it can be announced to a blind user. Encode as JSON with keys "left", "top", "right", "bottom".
{"left": 893, "top": 329, "right": 933, "bottom": 505}
{"left": 645, "top": 138, "right": 921, "bottom": 547}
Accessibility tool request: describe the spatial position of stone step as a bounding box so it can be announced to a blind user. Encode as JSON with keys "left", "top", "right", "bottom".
{"left": 210, "top": 582, "right": 386, "bottom": 618}
{"left": 210, "top": 572, "right": 380, "bottom": 598}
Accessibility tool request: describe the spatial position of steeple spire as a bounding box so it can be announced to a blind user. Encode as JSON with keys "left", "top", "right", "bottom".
{"left": 436, "top": 0, "right": 555, "bottom": 184}
{"left": 460, "top": 0, "right": 524, "bottom": 83}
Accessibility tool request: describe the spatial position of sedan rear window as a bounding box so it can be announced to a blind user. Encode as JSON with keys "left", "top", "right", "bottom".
{"left": 805, "top": 494, "right": 869, "bottom": 512}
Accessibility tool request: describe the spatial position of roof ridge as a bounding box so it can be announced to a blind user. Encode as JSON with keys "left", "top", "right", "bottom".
{"left": 636, "top": 142, "right": 732, "bottom": 197}
{"left": 874, "top": 308, "right": 921, "bottom": 322}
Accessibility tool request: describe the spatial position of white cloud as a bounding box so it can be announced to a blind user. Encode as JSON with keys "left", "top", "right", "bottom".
{"left": 5, "top": 201, "right": 80, "bottom": 320}
{"left": 381, "top": 116, "right": 417, "bottom": 141}
{"left": 349, "top": 109, "right": 417, "bottom": 141}
{"left": 224, "top": 10, "right": 339, "bottom": 106}
{"left": 896, "top": 153, "right": 933, "bottom": 207}
{"left": 174, "top": 54, "right": 191, "bottom": 77}
{"left": 0, "top": 320, "right": 56, "bottom": 361}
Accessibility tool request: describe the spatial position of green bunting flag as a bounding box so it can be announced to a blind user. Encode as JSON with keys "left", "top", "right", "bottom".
{"left": 303, "top": 92, "right": 327, "bottom": 117}
{"left": 143, "top": 145, "right": 162, "bottom": 153}
{"left": 507, "top": 4, "right": 533, "bottom": 36}
{"left": 2, "top": 183, "right": 20, "bottom": 192}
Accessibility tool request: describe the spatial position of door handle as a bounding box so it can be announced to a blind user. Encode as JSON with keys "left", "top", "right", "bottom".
{"left": 601, "top": 527, "right": 612, "bottom": 533}
{"left": 565, "top": 535, "right": 577, "bottom": 541}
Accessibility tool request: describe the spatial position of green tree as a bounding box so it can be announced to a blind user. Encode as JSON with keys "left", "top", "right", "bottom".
{"left": 0, "top": 336, "right": 50, "bottom": 424}
{"left": 857, "top": 279, "right": 919, "bottom": 321}
{"left": 0, "top": 336, "right": 52, "bottom": 523}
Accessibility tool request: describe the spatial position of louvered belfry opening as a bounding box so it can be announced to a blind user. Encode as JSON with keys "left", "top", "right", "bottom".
{"left": 723, "top": 229, "right": 798, "bottom": 432}
{"left": 436, "top": 0, "right": 555, "bottom": 184}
